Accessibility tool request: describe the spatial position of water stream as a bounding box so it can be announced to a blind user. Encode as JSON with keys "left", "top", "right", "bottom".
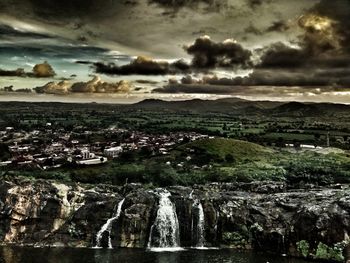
{"left": 95, "top": 198, "right": 125, "bottom": 248}
{"left": 191, "top": 199, "right": 206, "bottom": 248}
{"left": 147, "top": 189, "right": 182, "bottom": 251}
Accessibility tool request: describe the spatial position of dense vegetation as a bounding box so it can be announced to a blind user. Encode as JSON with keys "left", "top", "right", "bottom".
{"left": 2, "top": 138, "right": 349, "bottom": 188}
{"left": 0, "top": 143, "right": 11, "bottom": 161}
{"left": 0, "top": 100, "right": 349, "bottom": 188}
{"left": 0, "top": 100, "right": 349, "bottom": 149}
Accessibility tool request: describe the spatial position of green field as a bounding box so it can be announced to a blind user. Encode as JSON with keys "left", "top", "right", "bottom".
{"left": 177, "top": 138, "right": 273, "bottom": 161}
{"left": 3, "top": 137, "right": 349, "bottom": 188}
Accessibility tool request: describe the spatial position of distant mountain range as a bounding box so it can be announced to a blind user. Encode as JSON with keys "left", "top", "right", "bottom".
{"left": 133, "top": 98, "right": 350, "bottom": 117}
{"left": 0, "top": 98, "right": 349, "bottom": 117}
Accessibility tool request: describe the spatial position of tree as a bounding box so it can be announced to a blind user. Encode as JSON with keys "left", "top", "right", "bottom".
{"left": 225, "top": 153, "right": 235, "bottom": 163}
{"left": 0, "top": 143, "right": 11, "bottom": 161}
{"left": 293, "top": 140, "right": 301, "bottom": 150}
{"left": 276, "top": 137, "right": 285, "bottom": 147}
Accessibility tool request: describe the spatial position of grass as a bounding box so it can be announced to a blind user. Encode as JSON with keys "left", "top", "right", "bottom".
{"left": 177, "top": 138, "right": 274, "bottom": 162}
{"left": 263, "top": 132, "right": 314, "bottom": 141}
{"left": 2, "top": 134, "right": 350, "bottom": 187}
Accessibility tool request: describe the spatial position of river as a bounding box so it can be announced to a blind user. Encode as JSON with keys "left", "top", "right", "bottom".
{"left": 0, "top": 247, "right": 313, "bottom": 263}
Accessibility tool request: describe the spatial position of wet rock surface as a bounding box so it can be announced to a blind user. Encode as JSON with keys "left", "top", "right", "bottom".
{"left": 0, "top": 178, "right": 349, "bottom": 262}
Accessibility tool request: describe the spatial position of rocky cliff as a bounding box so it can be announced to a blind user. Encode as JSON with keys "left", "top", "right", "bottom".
{"left": 0, "top": 178, "right": 349, "bottom": 262}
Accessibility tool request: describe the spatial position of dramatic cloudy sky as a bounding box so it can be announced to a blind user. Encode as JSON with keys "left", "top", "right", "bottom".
{"left": 0, "top": 0, "right": 350, "bottom": 103}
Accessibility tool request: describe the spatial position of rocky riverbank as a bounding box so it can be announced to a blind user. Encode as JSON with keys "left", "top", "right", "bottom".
{"left": 0, "top": 178, "right": 349, "bottom": 262}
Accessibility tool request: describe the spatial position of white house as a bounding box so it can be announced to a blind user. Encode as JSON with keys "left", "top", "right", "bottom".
{"left": 77, "top": 156, "right": 107, "bottom": 165}
{"left": 104, "top": 146, "right": 123, "bottom": 158}
{"left": 81, "top": 150, "right": 95, "bottom": 160}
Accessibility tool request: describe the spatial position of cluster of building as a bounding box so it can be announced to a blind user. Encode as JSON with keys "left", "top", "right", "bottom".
{"left": 0, "top": 125, "right": 208, "bottom": 170}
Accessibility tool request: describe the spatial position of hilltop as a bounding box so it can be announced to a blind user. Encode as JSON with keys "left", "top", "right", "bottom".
{"left": 132, "top": 98, "right": 350, "bottom": 117}
{"left": 0, "top": 98, "right": 349, "bottom": 117}
{"left": 133, "top": 98, "right": 282, "bottom": 113}
{"left": 177, "top": 138, "right": 273, "bottom": 163}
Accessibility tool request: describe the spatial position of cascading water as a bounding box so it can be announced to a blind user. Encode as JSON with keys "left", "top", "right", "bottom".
{"left": 196, "top": 202, "right": 205, "bottom": 247}
{"left": 192, "top": 200, "right": 206, "bottom": 248}
{"left": 189, "top": 190, "right": 194, "bottom": 199}
{"left": 95, "top": 198, "right": 125, "bottom": 249}
{"left": 147, "top": 189, "right": 182, "bottom": 251}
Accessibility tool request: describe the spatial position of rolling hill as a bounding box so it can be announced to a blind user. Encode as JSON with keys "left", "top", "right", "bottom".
{"left": 132, "top": 98, "right": 350, "bottom": 117}
{"left": 177, "top": 138, "right": 274, "bottom": 162}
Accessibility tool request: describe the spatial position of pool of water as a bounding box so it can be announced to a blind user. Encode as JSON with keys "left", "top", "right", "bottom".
{"left": 0, "top": 247, "right": 314, "bottom": 263}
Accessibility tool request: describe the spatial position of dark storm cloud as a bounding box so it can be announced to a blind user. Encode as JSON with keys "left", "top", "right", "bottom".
{"left": 184, "top": 36, "right": 252, "bottom": 68}
{"left": 227, "top": 70, "right": 336, "bottom": 86}
{"left": 0, "top": 24, "right": 52, "bottom": 39}
{"left": 0, "top": 0, "right": 270, "bottom": 20}
{"left": 256, "top": 6, "right": 350, "bottom": 70}
{"left": 153, "top": 83, "right": 239, "bottom": 94}
{"left": 5, "top": 0, "right": 121, "bottom": 20}
{"left": 153, "top": 81, "right": 350, "bottom": 96}
{"left": 266, "top": 20, "right": 290, "bottom": 33}
{"left": 153, "top": 68, "right": 350, "bottom": 95}
{"left": 258, "top": 42, "right": 306, "bottom": 68}
{"left": 244, "top": 19, "right": 290, "bottom": 37}
{"left": 0, "top": 68, "right": 27, "bottom": 77}
{"left": 244, "top": 24, "right": 263, "bottom": 35}
{"left": 247, "top": 0, "right": 263, "bottom": 8}
{"left": 0, "top": 0, "right": 230, "bottom": 26}
{"left": 148, "top": 0, "right": 228, "bottom": 11}
{"left": 93, "top": 36, "right": 252, "bottom": 76}
{"left": 135, "top": 79, "right": 159, "bottom": 85}
{"left": 155, "top": 23, "right": 350, "bottom": 93}
{"left": 172, "top": 59, "right": 191, "bottom": 71}
{"left": 298, "top": 15, "right": 342, "bottom": 55}
{"left": 94, "top": 56, "right": 190, "bottom": 75}
{"left": 179, "top": 70, "right": 336, "bottom": 87}
{"left": 1, "top": 0, "right": 350, "bottom": 101}
{"left": 211, "top": 0, "right": 350, "bottom": 72}
{"left": 310, "top": 0, "right": 350, "bottom": 51}
{"left": 0, "top": 28, "right": 112, "bottom": 60}
{"left": 0, "top": 0, "right": 319, "bottom": 58}
{"left": 171, "top": 66, "right": 350, "bottom": 88}
{"left": 252, "top": 4, "right": 350, "bottom": 89}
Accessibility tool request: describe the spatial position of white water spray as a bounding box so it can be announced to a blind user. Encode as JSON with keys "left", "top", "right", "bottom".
{"left": 148, "top": 189, "right": 182, "bottom": 251}
{"left": 192, "top": 200, "right": 205, "bottom": 248}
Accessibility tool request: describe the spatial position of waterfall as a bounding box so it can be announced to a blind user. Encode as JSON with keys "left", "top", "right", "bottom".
{"left": 95, "top": 198, "right": 125, "bottom": 249}
{"left": 147, "top": 189, "right": 181, "bottom": 251}
{"left": 192, "top": 200, "right": 205, "bottom": 248}
{"left": 189, "top": 190, "right": 194, "bottom": 199}
{"left": 196, "top": 202, "right": 205, "bottom": 247}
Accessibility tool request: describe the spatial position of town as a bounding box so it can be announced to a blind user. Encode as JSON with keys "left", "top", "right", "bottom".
{"left": 0, "top": 124, "right": 209, "bottom": 170}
